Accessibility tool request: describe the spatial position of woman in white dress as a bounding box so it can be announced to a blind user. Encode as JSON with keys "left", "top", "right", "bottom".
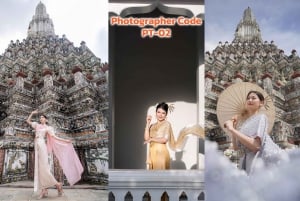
{"left": 224, "top": 90, "right": 285, "bottom": 174}
{"left": 26, "top": 110, "right": 76, "bottom": 199}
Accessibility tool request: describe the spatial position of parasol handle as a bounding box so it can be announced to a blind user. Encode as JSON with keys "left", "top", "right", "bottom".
{"left": 224, "top": 119, "right": 236, "bottom": 128}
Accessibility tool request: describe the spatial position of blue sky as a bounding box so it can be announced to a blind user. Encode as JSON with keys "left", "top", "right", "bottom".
{"left": 205, "top": 0, "right": 300, "bottom": 55}
{"left": 0, "top": 0, "right": 108, "bottom": 62}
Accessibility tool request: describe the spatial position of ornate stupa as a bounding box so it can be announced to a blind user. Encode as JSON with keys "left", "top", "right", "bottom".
{"left": 27, "top": 2, "right": 55, "bottom": 37}
{"left": 0, "top": 2, "right": 108, "bottom": 184}
{"left": 205, "top": 7, "right": 300, "bottom": 150}
{"left": 233, "top": 7, "right": 263, "bottom": 43}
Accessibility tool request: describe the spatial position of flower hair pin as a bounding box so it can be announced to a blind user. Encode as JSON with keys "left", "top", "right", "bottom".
{"left": 168, "top": 103, "right": 175, "bottom": 113}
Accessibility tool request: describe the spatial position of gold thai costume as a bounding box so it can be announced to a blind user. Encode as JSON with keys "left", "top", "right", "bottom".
{"left": 147, "top": 120, "right": 204, "bottom": 170}
{"left": 148, "top": 120, "right": 173, "bottom": 169}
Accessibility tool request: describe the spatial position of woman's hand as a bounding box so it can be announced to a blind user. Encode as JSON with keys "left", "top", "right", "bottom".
{"left": 146, "top": 115, "right": 152, "bottom": 125}
{"left": 64, "top": 139, "right": 72, "bottom": 143}
{"left": 144, "top": 136, "right": 168, "bottom": 144}
{"left": 224, "top": 119, "right": 235, "bottom": 131}
{"left": 55, "top": 135, "right": 71, "bottom": 143}
{"left": 144, "top": 115, "right": 152, "bottom": 141}
{"left": 144, "top": 138, "right": 151, "bottom": 144}
{"left": 27, "top": 109, "right": 39, "bottom": 126}
{"left": 60, "top": 138, "right": 71, "bottom": 143}
{"left": 31, "top": 109, "right": 39, "bottom": 115}
{"left": 224, "top": 115, "right": 237, "bottom": 131}
{"left": 59, "top": 137, "right": 71, "bottom": 143}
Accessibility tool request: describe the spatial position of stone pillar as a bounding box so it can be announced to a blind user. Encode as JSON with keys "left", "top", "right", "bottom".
{"left": 0, "top": 149, "right": 5, "bottom": 182}
{"left": 167, "top": 191, "right": 179, "bottom": 200}
{"left": 16, "top": 75, "right": 24, "bottom": 89}
{"left": 291, "top": 71, "right": 300, "bottom": 83}
{"left": 28, "top": 149, "right": 35, "bottom": 180}
{"left": 74, "top": 71, "right": 88, "bottom": 85}
{"left": 43, "top": 74, "right": 53, "bottom": 88}
{"left": 114, "top": 190, "right": 127, "bottom": 201}
{"left": 205, "top": 71, "right": 215, "bottom": 94}
{"left": 130, "top": 191, "right": 144, "bottom": 201}
{"left": 262, "top": 73, "right": 273, "bottom": 95}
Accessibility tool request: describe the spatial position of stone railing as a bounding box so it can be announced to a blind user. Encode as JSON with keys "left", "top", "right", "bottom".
{"left": 109, "top": 169, "right": 204, "bottom": 201}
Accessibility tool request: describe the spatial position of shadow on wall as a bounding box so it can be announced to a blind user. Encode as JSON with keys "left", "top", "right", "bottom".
{"left": 171, "top": 151, "right": 186, "bottom": 169}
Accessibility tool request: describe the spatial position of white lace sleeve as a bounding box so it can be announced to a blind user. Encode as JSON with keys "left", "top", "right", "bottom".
{"left": 31, "top": 122, "right": 38, "bottom": 129}
{"left": 255, "top": 114, "right": 268, "bottom": 139}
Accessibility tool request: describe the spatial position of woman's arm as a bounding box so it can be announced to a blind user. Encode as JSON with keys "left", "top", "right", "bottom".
{"left": 147, "top": 136, "right": 168, "bottom": 144}
{"left": 229, "top": 115, "right": 239, "bottom": 150}
{"left": 144, "top": 115, "right": 152, "bottom": 141}
{"left": 47, "top": 127, "right": 71, "bottom": 143}
{"left": 145, "top": 120, "right": 170, "bottom": 144}
{"left": 224, "top": 119, "right": 261, "bottom": 153}
{"left": 26, "top": 110, "right": 38, "bottom": 127}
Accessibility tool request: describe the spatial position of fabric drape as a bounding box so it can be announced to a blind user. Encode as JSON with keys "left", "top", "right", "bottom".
{"left": 32, "top": 122, "right": 83, "bottom": 192}
{"left": 47, "top": 131, "right": 84, "bottom": 186}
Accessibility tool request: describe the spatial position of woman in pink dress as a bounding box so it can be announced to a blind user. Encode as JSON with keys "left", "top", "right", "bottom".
{"left": 26, "top": 110, "right": 83, "bottom": 199}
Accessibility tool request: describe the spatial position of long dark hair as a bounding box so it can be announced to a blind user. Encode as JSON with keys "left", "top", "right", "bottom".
{"left": 156, "top": 102, "right": 169, "bottom": 114}
{"left": 246, "top": 90, "right": 265, "bottom": 102}
{"left": 40, "top": 114, "right": 48, "bottom": 119}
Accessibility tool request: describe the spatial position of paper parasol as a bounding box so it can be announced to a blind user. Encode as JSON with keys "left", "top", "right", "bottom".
{"left": 216, "top": 82, "right": 275, "bottom": 135}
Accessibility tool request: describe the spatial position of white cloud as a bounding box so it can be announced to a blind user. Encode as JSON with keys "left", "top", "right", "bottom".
{"left": 206, "top": 140, "right": 300, "bottom": 201}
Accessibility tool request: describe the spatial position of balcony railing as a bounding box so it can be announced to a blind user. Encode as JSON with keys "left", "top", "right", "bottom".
{"left": 109, "top": 169, "right": 204, "bottom": 201}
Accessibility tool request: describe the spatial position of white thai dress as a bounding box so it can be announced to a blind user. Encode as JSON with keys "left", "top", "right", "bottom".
{"left": 238, "top": 113, "right": 287, "bottom": 174}
{"left": 32, "top": 122, "right": 58, "bottom": 192}
{"left": 32, "top": 122, "right": 83, "bottom": 192}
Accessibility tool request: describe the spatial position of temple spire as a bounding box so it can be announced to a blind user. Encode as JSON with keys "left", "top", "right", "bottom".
{"left": 233, "top": 7, "right": 262, "bottom": 43}
{"left": 27, "top": 1, "right": 55, "bottom": 37}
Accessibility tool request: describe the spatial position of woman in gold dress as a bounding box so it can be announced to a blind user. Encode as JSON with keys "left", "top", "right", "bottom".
{"left": 144, "top": 102, "right": 175, "bottom": 170}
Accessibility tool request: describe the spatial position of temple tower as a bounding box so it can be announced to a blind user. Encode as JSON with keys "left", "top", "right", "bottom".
{"left": 27, "top": 2, "right": 55, "bottom": 37}
{"left": 233, "top": 7, "right": 263, "bottom": 43}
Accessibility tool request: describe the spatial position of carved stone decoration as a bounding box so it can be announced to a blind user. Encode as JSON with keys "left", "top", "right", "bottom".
{"left": 84, "top": 148, "right": 108, "bottom": 184}
{"left": 74, "top": 71, "right": 87, "bottom": 85}
{"left": 4, "top": 125, "right": 15, "bottom": 136}
{"left": 2, "top": 149, "right": 28, "bottom": 183}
